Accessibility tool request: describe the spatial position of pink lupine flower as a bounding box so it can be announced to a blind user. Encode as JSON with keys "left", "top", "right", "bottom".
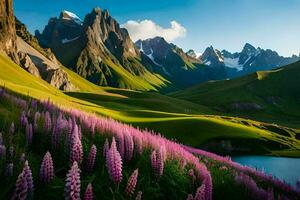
{"left": 135, "top": 191, "right": 142, "bottom": 200}
{"left": 103, "top": 138, "right": 109, "bottom": 158}
{"left": 40, "top": 151, "right": 54, "bottom": 183}
{"left": 194, "top": 184, "right": 206, "bottom": 200}
{"left": 151, "top": 148, "right": 164, "bottom": 177}
{"left": 124, "top": 133, "right": 134, "bottom": 162}
{"left": 86, "top": 145, "right": 97, "bottom": 173}
{"left": 134, "top": 136, "right": 143, "bottom": 156}
{"left": 125, "top": 169, "right": 139, "bottom": 196}
{"left": 151, "top": 150, "right": 157, "bottom": 174}
{"left": 26, "top": 123, "right": 33, "bottom": 146}
{"left": 179, "top": 159, "right": 187, "bottom": 170}
{"left": 84, "top": 183, "right": 93, "bottom": 200}
{"left": 186, "top": 194, "right": 194, "bottom": 200}
{"left": 65, "top": 161, "right": 81, "bottom": 200}
{"left": 106, "top": 137, "right": 123, "bottom": 184}
{"left": 70, "top": 136, "right": 83, "bottom": 165}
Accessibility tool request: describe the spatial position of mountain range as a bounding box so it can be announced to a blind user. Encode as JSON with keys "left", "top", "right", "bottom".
{"left": 1, "top": 7, "right": 299, "bottom": 93}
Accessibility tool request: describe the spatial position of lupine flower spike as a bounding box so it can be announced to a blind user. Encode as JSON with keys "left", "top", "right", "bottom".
{"left": 86, "top": 145, "right": 97, "bottom": 173}
{"left": 125, "top": 169, "right": 139, "bottom": 196}
{"left": 40, "top": 151, "right": 54, "bottom": 183}
{"left": 84, "top": 183, "right": 93, "bottom": 200}
{"left": 65, "top": 161, "right": 81, "bottom": 200}
{"left": 106, "top": 137, "right": 123, "bottom": 184}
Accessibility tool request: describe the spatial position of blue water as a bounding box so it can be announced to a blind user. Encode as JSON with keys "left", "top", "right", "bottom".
{"left": 232, "top": 156, "right": 300, "bottom": 187}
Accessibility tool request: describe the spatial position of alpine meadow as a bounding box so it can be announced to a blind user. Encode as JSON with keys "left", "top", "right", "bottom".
{"left": 0, "top": 0, "right": 300, "bottom": 199}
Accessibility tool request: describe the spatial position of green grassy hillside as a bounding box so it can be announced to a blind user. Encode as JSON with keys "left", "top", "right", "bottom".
{"left": 170, "top": 62, "right": 300, "bottom": 129}
{"left": 0, "top": 53, "right": 300, "bottom": 156}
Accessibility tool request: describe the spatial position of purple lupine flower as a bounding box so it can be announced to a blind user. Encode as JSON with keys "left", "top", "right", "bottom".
{"left": 44, "top": 111, "right": 52, "bottom": 133}
{"left": 267, "top": 188, "right": 274, "bottom": 200}
{"left": 84, "top": 183, "right": 93, "bottom": 200}
{"left": 186, "top": 194, "right": 194, "bottom": 200}
{"left": 124, "top": 133, "right": 134, "bottom": 162}
{"left": 125, "top": 169, "right": 139, "bottom": 196}
{"left": 13, "top": 160, "right": 34, "bottom": 199}
{"left": 20, "top": 112, "right": 27, "bottom": 127}
{"left": 40, "top": 151, "right": 54, "bottom": 183}
{"left": 0, "top": 132, "right": 3, "bottom": 145}
{"left": 116, "top": 134, "right": 125, "bottom": 159}
{"left": 6, "top": 163, "right": 14, "bottom": 178}
{"left": 34, "top": 112, "right": 41, "bottom": 131}
{"left": 103, "top": 138, "right": 109, "bottom": 158}
{"left": 65, "top": 161, "right": 81, "bottom": 200}
{"left": 0, "top": 145, "right": 6, "bottom": 159}
{"left": 70, "top": 135, "right": 83, "bottom": 165}
{"left": 86, "top": 145, "right": 97, "bottom": 173}
{"left": 23, "top": 160, "right": 34, "bottom": 198}
{"left": 106, "top": 137, "right": 123, "bottom": 184}
{"left": 194, "top": 184, "right": 206, "bottom": 200}
{"left": 135, "top": 191, "right": 142, "bottom": 200}
{"left": 12, "top": 169, "right": 28, "bottom": 200}
{"left": 26, "top": 123, "right": 33, "bottom": 146}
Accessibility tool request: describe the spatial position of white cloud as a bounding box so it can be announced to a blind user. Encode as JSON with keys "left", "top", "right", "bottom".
{"left": 122, "top": 20, "right": 186, "bottom": 42}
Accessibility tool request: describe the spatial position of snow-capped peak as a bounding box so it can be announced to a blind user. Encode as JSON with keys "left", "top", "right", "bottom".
{"left": 61, "top": 10, "right": 82, "bottom": 25}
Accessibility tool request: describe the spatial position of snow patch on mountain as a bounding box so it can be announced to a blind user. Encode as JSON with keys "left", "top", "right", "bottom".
{"left": 61, "top": 10, "right": 82, "bottom": 25}
{"left": 62, "top": 36, "right": 80, "bottom": 44}
{"left": 223, "top": 57, "right": 243, "bottom": 71}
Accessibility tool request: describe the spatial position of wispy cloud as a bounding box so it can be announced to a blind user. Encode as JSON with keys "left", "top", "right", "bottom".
{"left": 122, "top": 20, "right": 186, "bottom": 42}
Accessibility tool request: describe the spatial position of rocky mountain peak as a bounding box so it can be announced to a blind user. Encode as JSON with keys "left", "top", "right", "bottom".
{"left": 186, "top": 49, "right": 197, "bottom": 58}
{"left": 241, "top": 43, "right": 257, "bottom": 55}
{"left": 201, "top": 46, "right": 224, "bottom": 65}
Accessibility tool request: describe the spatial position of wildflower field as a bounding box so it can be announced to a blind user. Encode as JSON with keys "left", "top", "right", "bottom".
{"left": 0, "top": 88, "right": 299, "bottom": 200}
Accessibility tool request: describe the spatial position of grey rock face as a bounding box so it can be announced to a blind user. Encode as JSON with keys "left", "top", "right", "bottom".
{"left": 18, "top": 51, "right": 40, "bottom": 77}
{"left": 0, "top": 0, "right": 19, "bottom": 63}
{"left": 46, "top": 68, "right": 76, "bottom": 91}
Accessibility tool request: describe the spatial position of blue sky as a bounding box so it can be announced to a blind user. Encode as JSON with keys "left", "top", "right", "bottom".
{"left": 14, "top": 0, "right": 300, "bottom": 56}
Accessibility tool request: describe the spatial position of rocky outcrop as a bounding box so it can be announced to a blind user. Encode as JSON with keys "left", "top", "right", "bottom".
{"left": 0, "top": 0, "right": 18, "bottom": 63}
{"left": 46, "top": 68, "right": 76, "bottom": 91}
{"left": 18, "top": 51, "right": 40, "bottom": 77}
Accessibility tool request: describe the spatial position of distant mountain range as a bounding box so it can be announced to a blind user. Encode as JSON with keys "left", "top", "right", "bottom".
{"left": 199, "top": 43, "right": 300, "bottom": 78}
{"left": 1, "top": 5, "right": 299, "bottom": 92}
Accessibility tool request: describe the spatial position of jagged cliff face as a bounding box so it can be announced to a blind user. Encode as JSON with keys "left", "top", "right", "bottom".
{"left": 36, "top": 8, "right": 154, "bottom": 88}
{"left": 0, "top": 0, "right": 18, "bottom": 62}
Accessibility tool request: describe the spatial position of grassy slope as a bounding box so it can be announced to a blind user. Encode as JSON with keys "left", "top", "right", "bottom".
{"left": 0, "top": 53, "right": 299, "bottom": 156}
{"left": 170, "top": 62, "right": 300, "bottom": 129}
